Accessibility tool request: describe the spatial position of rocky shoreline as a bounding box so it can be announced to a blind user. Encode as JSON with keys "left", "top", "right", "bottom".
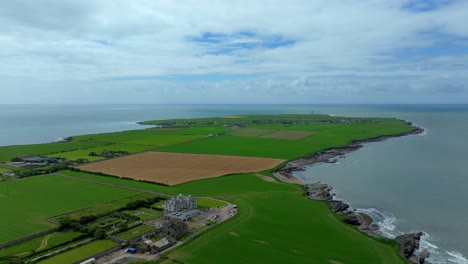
{"left": 275, "top": 125, "right": 424, "bottom": 184}
{"left": 274, "top": 125, "right": 429, "bottom": 263}
{"left": 305, "top": 182, "right": 429, "bottom": 263}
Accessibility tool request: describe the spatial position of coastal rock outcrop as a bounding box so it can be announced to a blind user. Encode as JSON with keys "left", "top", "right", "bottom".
{"left": 395, "top": 232, "right": 429, "bottom": 263}
{"left": 306, "top": 182, "right": 334, "bottom": 201}
{"left": 305, "top": 183, "right": 375, "bottom": 231}
{"left": 395, "top": 232, "right": 423, "bottom": 258}
{"left": 328, "top": 200, "right": 350, "bottom": 213}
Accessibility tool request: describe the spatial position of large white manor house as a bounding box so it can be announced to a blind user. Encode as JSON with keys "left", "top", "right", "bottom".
{"left": 164, "top": 194, "right": 197, "bottom": 212}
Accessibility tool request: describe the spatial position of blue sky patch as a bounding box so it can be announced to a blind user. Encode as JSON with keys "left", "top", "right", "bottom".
{"left": 402, "top": 0, "right": 454, "bottom": 12}
{"left": 394, "top": 34, "right": 468, "bottom": 59}
{"left": 188, "top": 31, "right": 296, "bottom": 55}
{"left": 106, "top": 73, "right": 261, "bottom": 82}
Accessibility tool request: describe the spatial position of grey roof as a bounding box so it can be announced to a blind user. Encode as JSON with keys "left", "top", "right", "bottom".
{"left": 167, "top": 209, "right": 200, "bottom": 220}
{"left": 154, "top": 238, "right": 170, "bottom": 248}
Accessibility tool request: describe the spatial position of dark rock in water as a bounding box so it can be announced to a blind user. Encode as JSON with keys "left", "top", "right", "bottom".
{"left": 395, "top": 232, "right": 423, "bottom": 259}
{"left": 369, "top": 223, "right": 380, "bottom": 232}
{"left": 344, "top": 212, "right": 361, "bottom": 226}
{"left": 418, "top": 249, "right": 430, "bottom": 264}
{"left": 329, "top": 200, "right": 349, "bottom": 213}
{"left": 357, "top": 212, "right": 373, "bottom": 230}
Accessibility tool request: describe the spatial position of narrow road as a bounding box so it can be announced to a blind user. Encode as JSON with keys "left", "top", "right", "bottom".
{"left": 52, "top": 173, "right": 173, "bottom": 198}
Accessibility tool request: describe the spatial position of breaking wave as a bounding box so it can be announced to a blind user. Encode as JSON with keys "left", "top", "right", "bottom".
{"left": 356, "top": 208, "right": 467, "bottom": 264}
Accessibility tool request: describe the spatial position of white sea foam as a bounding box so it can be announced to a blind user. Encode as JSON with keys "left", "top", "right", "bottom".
{"left": 119, "top": 121, "right": 138, "bottom": 125}
{"left": 446, "top": 251, "right": 468, "bottom": 264}
{"left": 419, "top": 128, "right": 428, "bottom": 136}
{"left": 357, "top": 207, "right": 467, "bottom": 264}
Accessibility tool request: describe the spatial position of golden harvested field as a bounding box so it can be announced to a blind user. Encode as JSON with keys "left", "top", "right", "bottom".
{"left": 260, "top": 130, "right": 315, "bottom": 140}
{"left": 78, "top": 152, "right": 285, "bottom": 185}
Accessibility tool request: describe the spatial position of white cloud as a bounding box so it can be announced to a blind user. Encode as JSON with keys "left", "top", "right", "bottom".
{"left": 0, "top": 0, "right": 467, "bottom": 103}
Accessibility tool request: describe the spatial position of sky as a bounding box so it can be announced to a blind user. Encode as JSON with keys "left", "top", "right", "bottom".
{"left": 1, "top": 0, "right": 468, "bottom": 104}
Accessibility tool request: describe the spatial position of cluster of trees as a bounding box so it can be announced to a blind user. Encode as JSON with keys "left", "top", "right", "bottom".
{"left": 15, "top": 164, "right": 69, "bottom": 178}
{"left": 89, "top": 150, "right": 129, "bottom": 158}
{"left": 57, "top": 212, "right": 134, "bottom": 239}
{"left": 124, "top": 196, "right": 164, "bottom": 210}
{"left": 56, "top": 196, "right": 164, "bottom": 239}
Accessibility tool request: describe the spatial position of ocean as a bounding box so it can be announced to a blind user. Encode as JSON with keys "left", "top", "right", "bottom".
{"left": 295, "top": 105, "right": 468, "bottom": 264}
{"left": 0, "top": 104, "right": 466, "bottom": 263}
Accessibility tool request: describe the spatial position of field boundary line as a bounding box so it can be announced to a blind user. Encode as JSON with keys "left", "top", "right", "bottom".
{"left": 0, "top": 227, "right": 59, "bottom": 250}
{"left": 51, "top": 173, "right": 172, "bottom": 198}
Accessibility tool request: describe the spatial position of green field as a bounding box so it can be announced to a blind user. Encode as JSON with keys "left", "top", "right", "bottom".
{"left": 0, "top": 114, "right": 416, "bottom": 263}
{"left": 197, "top": 198, "right": 227, "bottom": 210}
{"left": 51, "top": 193, "right": 156, "bottom": 223}
{"left": 124, "top": 208, "right": 163, "bottom": 221}
{"left": 0, "top": 232, "right": 82, "bottom": 258}
{"left": 39, "top": 240, "right": 117, "bottom": 264}
{"left": 0, "top": 128, "right": 209, "bottom": 163}
{"left": 0, "top": 141, "right": 112, "bottom": 162}
{"left": 140, "top": 114, "right": 349, "bottom": 126}
{"left": 115, "top": 225, "right": 154, "bottom": 240}
{"left": 228, "top": 128, "right": 275, "bottom": 137}
{"left": 156, "top": 117, "right": 414, "bottom": 159}
{"left": 57, "top": 170, "right": 408, "bottom": 263}
{"left": 163, "top": 192, "right": 405, "bottom": 264}
{"left": 47, "top": 143, "right": 158, "bottom": 161}
{"left": 0, "top": 176, "right": 138, "bottom": 244}
{"left": 59, "top": 170, "right": 299, "bottom": 197}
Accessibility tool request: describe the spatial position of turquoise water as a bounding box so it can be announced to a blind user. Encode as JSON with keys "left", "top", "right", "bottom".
{"left": 0, "top": 104, "right": 466, "bottom": 263}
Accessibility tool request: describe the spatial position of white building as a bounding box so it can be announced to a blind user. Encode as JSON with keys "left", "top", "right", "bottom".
{"left": 165, "top": 194, "right": 197, "bottom": 212}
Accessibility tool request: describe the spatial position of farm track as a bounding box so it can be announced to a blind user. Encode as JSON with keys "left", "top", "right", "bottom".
{"left": 37, "top": 233, "right": 53, "bottom": 251}
{"left": 51, "top": 173, "right": 172, "bottom": 198}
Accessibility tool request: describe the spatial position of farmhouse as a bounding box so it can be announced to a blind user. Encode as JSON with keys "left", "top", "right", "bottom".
{"left": 164, "top": 194, "right": 197, "bottom": 212}
{"left": 11, "top": 155, "right": 65, "bottom": 164}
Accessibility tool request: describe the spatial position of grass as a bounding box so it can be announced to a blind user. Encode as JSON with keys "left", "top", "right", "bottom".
{"left": 197, "top": 198, "right": 227, "bottom": 210}
{"left": 59, "top": 170, "right": 300, "bottom": 197}
{"left": 159, "top": 118, "right": 414, "bottom": 159}
{"left": 228, "top": 128, "right": 274, "bottom": 137}
{"left": 0, "top": 128, "right": 210, "bottom": 163}
{"left": 38, "top": 240, "right": 117, "bottom": 264}
{"left": 0, "top": 141, "right": 111, "bottom": 162}
{"left": 0, "top": 175, "right": 138, "bottom": 244}
{"left": 61, "top": 169, "right": 407, "bottom": 263}
{"left": 47, "top": 144, "right": 158, "bottom": 161}
{"left": 160, "top": 136, "right": 330, "bottom": 159}
{"left": 73, "top": 130, "right": 205, "bottom": 146}
{"left": 50, "top": 193, "right": 155, "bottom": 222}
{"left": 0, "top": 232, "right": 82, "bottom": 258}
{"left": 140, "top": 114, "right": 347, "bottom": 126}
{"left": 163, "top": 192, "right": 406, "bottom": 264}
{"left": 115, "top": 225, "right": 154, "bottom": 240}
{"left": 124, "top": 208, "right": 163, "bottom": 221}
{"left": 0, "top": 114, "right": 416, "bottom": 263}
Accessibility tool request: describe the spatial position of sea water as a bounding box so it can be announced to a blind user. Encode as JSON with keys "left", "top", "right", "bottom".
{"left": 0, "top": 104, "right": 466, "bottom": 263}
{"left": 0, "top": 104, "right": 315, "bottom": 146}
{"left": 295, "top": 105, "right": 468, "bottom": 264}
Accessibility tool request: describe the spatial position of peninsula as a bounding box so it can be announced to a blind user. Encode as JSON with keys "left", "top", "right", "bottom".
{"left": 0, "top": 114, "right": 421, "bottom": 264}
